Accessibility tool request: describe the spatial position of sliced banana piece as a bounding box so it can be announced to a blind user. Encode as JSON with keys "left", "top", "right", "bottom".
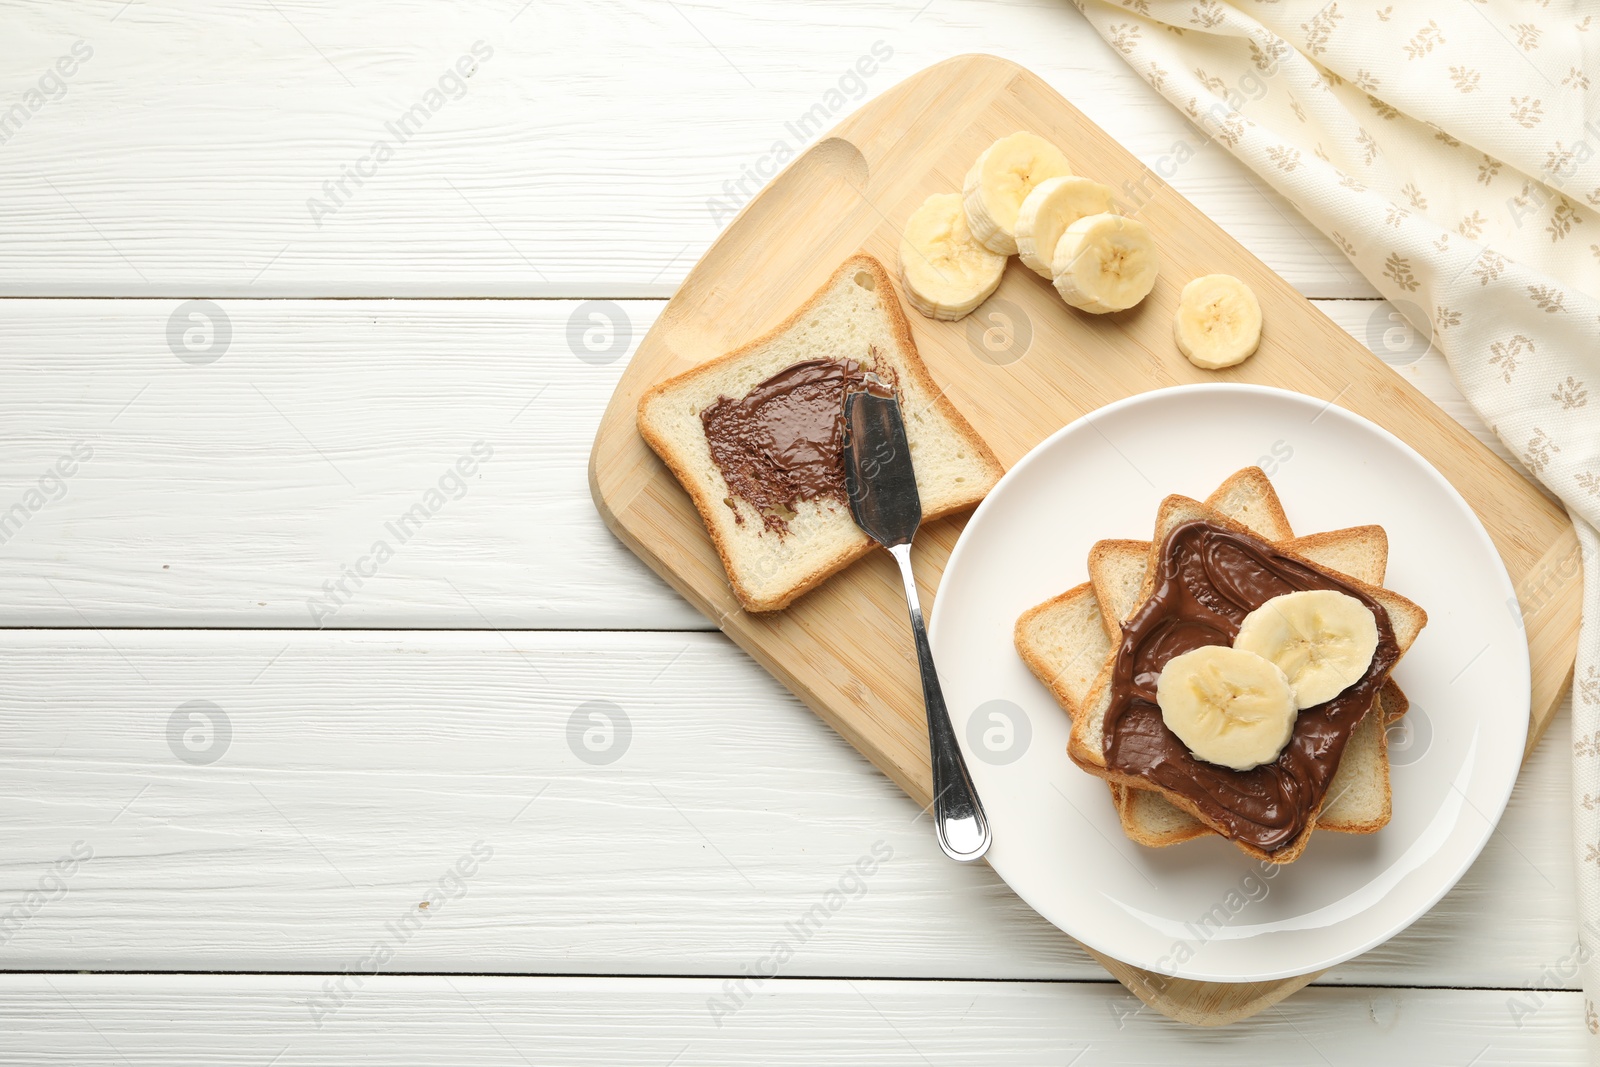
{"left": 1015, "top": 176, "right": 1116, "bottom": 279}
{"left": 1156, "top": 645, "right": 1297, "bottom": 772}
{"left": 1234, "top": 589, "right": 1380, "bottom": 710}
{"left": 898, "top": 193, "right": 1007, "bottom": 322}
{"left": 1175, "top": 274, "right": 1263, "bottom": 369}
{"left": 1051, "top": 213, "right": 1159, "bottom": 314}
{"left": 962, "top": 132, "right": 1073, "bottom": 256}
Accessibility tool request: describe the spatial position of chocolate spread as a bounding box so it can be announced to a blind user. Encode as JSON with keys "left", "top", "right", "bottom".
{"left": 700, "top": 357, "right": 892, "bottom": 534}
{"left": 1103, "top": 519, "right": 1399, "bottom": 851}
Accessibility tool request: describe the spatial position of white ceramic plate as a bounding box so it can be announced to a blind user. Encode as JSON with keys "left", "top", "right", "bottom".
{"left": 928, "top": 383, "right": 1529, "bottom": 983}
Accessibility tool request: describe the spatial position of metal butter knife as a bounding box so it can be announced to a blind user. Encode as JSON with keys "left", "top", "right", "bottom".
{"left": 842, "top": 381, "right": 991, "bottom": 863}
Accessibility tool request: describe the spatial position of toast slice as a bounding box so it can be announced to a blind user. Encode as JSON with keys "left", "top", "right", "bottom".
{"left": 1013, "top": 472, "right": 1414, "bottom": 854}
{"left": 1021, "top": 526, "right": 1401, "bottom": 847}
{"left": 1018, "top": 469, "right": 1297, "bottom": 842}
{"left": 1013, "top": 468, "right": 1404, "bottom": 845}
{"left": 1091, "top": 529, "right": 1400, "bottom": 844}
{"left": 638, "top": 255, "right": 1003, "bottom": 613}
{"left": 1066, "top": 496, "right": 1428, "bottom": 864}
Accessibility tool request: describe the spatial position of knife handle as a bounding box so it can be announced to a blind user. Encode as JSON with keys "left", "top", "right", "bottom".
{"left": 888, "top": 542, "right": 992, "bottom": 862}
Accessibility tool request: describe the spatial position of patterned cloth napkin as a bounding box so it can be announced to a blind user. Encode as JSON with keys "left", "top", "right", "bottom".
{"left": 1075, "top": 0, "right": 1600, "bottom": 1044}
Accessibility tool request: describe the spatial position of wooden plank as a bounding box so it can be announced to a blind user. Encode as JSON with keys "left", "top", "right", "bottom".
{"left": 0, "top": 0, "right": 1375, "bottom": 298}
{"left": 0, "top": 297, "right": 1544, "bottom": 636}
{"left": 0, "top": 975, "right": 1582, "bottom": 1064}
{"left": 0, "top": 629, "right": 1576, "bottom": 992}
{"left": 590, "top": 54, "right": 1580, "bottom": 1022}
{"left": 0, "top": 298, "right": 699, "bottom": 630}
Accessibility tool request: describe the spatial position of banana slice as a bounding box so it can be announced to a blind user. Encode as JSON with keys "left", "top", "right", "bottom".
{"left": 1051, "top": 213, "right": 1159, "bottom": 314}
{"left": 1156, "top": 645, "right": 1298, "bottom": 772}
{"left": 899, "top": 193, "right": 1008, "bottom": 321}
{"left": 1234, "top": 589, "right": 1380, "bottom": 709}
{"left": 1174, "top": 274, "right": 1263, "bottom": 369}
{"left": 962, "top": 132, "right": 1073, "bottom": 256}
{"left": 1015, "top": 176, "right": 1116, "bottom": 279}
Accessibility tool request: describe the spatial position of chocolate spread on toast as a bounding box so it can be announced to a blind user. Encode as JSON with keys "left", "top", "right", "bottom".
{"left": 700, "top": 357, "right": 892, "bottom": 534}
{"left": 1103, "top": 520, "right": 1399, "bottom": 851}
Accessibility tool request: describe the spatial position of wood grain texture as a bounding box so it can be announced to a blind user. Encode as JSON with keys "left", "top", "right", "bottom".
{"left": 0, "top": 0, "right": 1375, "bottom": 298}
{"left": 0, "top": 298, "right": 699, "bottom": 630}
{"left": 0, "top": 975, "right": 1583, "bottom": 1065}
{"left": 0, "top": 629, "right": 1573, "bottom": 993}
{"left": 589, "top": 54, "right": 1579, "bottom": 1022}
{"left": 0, "top": 297, "right": 1523, "bottom": 632}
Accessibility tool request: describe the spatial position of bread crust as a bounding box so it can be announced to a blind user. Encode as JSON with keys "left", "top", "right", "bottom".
{"left": 637, "top": 254, "right": 1003, "bottom": 613}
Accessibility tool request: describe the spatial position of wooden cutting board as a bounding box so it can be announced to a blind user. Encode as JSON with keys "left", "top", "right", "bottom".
{"left": 589, "top": 54, "right": 1581, "bottom": 1025}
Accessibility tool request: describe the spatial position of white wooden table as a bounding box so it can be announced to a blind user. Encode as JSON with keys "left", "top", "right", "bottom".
{"left": 0, "top": 2, "right": 1582, "bottom": 1061}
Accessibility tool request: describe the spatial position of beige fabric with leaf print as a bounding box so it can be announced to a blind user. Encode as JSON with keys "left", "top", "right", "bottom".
{"left": 1077, "top": 0, "right": 1600, "bottom": 1043}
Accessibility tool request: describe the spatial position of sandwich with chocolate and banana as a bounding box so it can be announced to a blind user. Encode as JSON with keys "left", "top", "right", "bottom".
{"left": 1017, "top": 473, "right": 1427, "bottom": 864}
{"left": 638, "top": 254, "right": 1003, "bottom": 613}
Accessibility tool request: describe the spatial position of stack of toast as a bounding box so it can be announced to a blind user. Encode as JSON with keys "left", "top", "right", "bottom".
{"left": 1015, "top": 468, "right": 1427, "bottom": 863}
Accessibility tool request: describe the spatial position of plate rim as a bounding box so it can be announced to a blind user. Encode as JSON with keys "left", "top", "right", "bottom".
{"left": 929, "top": 381, "right": 1531, "bottom": 982}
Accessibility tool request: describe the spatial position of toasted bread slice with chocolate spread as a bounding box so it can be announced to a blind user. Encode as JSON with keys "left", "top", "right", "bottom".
{"left": 1065, "top": 495, "right": 1427, "bottom": 864}
{"left": 638, "top": 255, "right": 1002, "bottom": 613}
{"left": 1091, "top": 528, "right": 1402, "bottom": 845}
{"left": 1020, "top": 529, "right": 1401, "bottom": 848}
{"left": 1015, "top": 469, "right": 1406, "bottom": 846}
